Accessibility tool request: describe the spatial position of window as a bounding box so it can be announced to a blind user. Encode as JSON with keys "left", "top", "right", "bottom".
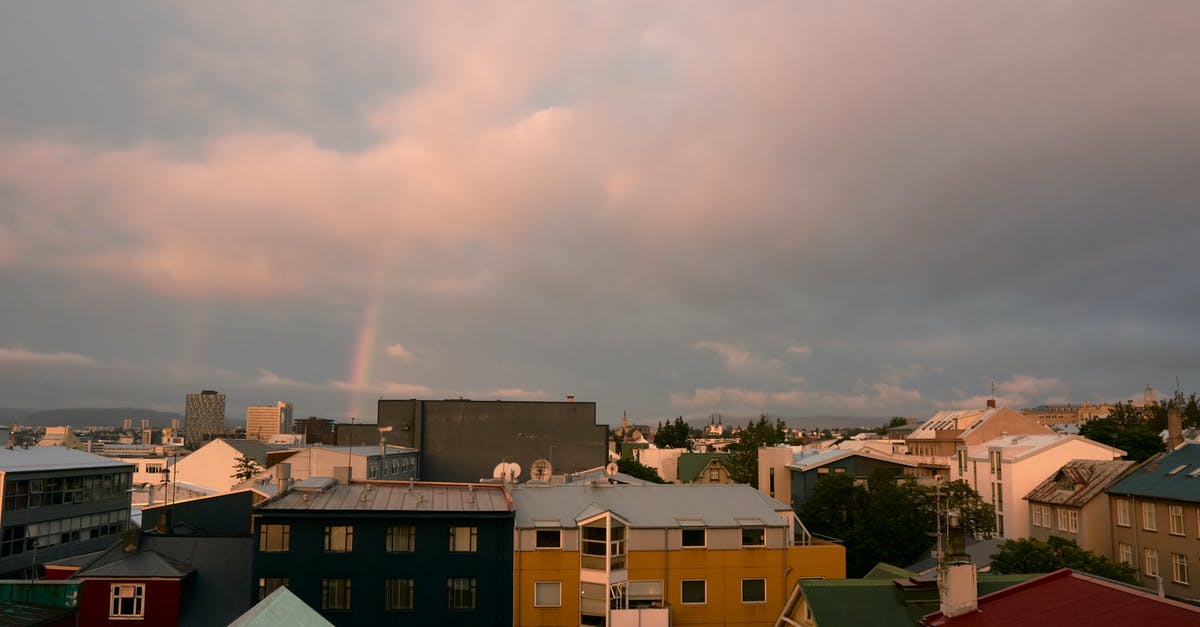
{"left": 259, "top": 523, "right": 290, "bottom": 552}
{"left": 1057, "top": 509, "right": 1068, "bottom": 531}
{"left": 681, "top": 579, "right": 706, "bottom": 605}
{"left": 681, "top": 528, "right": 706, "bottom": 548}
{"left": 627, "top": 580, "right": 663, "bottom": 609}
{"left": 322, "top": 578, "right": 352, "bottom": 610}
{"left": 535, "top": 529, "right": 561, "bottom": 549}
{"left": 258, "top": 577, "right": 288, "bottom": 600}
{"left": 385, "top": 578, "right": 414, "bottom": 610}
{"left": 448, "top": 578, "right": 476, "bottom": 610}
{"left": 1172, "top": 553, "right": 1189, "bottom": 585}
{"left": 534, "top": 581, "right": 561, "bottom": 607}
{"left": 110, "top": 584, "right": 144, "bottom": 618}
{"left": 1143, "top": 503, "right": 1157, "bottom": 531}
{"left": 1118, "top": 543, "right": 1133, "bottom": 566}
{"left": 386, "top": 526, "right": 415, "bottom": 553}
{"left": 1145, "top": 548, "right": 1160, "bottom": 577}
{"left": 324, "top": 525, "right": 354, "bottom": 552}
{"left": 1170, "top": 505, "right": 1185, "bottom": 535}
{"left": 449, "top": 526, "right": 478, "bottom": 552}
{"left": 1032, "top": 504, "right": 1044, "bottom": 528}
{"left": 709, "top": 468, "right": 720, "bottom": 481}
{"left": 1067, "top": 510, "right": 1078, "bottom": 532}
{"left": 957, "top": 449, "right": 968, "bottom": 475}
{"left": 741, "top": 578, "right": 766, "bottom": 603}
{"left": 1116, "top": 498, "right": 1130, "bottom": 527}
{"left": 741, "top": 527, "right": 765, "bottom": 547}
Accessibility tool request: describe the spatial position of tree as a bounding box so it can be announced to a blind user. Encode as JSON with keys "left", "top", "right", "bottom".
{"left": 873, "top": 417, "right": 910, "bottom": 436}
{"left": 1080, "top": 414, "right": 1164, "bottom": 463}
{"left": 801, "top": 472, "right": 995, "bottom": 577}
{"left": 725, "top": 415, "right": 788, "bottom": 484}
{"left": 652, "top": 417, "right": 694, "bottom": 450}
{"left": 989, "top": 536, "right": 1140, "bottom": 585}
{"left": 616, "top": 458, "right": 666, "bottom": 484}
{"left": 231, "top": 454, "right": 263, "bottom": 482}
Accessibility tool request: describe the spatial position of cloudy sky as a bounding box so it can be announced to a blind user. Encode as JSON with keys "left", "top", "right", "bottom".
{"left": 2, "top": 2, "right": 1198, "bottom": 425}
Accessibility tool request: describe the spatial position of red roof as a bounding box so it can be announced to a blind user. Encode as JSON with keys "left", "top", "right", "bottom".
{"left": 922, "top": 569, "right": 1200, "bottom": 626}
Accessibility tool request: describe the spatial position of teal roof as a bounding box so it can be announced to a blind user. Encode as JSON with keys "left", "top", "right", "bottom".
{"left": 676, "top": 452, "right": 728, "bottom": 482}
{"left": 228, "top": 586, "right": 333, "bottom": 627}
{"left": 800, "top": 574, "right": 1035, "bottom": 627}
{"left": 1107, "top": 442, "right": 1200, "bottom": 502}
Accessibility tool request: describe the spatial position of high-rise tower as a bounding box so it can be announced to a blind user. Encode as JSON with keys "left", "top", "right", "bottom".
{"left": 184, "top": 390, "right": 225, "bottom": 449}
{"left": 246, "top": 401, "right": 294, "bottom": 442}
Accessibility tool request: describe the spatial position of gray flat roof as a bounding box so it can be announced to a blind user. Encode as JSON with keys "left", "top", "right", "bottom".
{"left": 0, "top": 446, "right": 133, "bottom": 473}
{"left": 510, "top": 482, "right": 791, "bottom": 528}
{"left": 258, "top": 481, "right": 512, "bottom": 513}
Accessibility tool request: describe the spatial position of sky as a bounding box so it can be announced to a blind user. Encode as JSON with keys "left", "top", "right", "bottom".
{"left": 2, "top": 2, "right": 1199, "bottom": 426}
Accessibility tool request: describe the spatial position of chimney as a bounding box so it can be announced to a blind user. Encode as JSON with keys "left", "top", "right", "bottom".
{"left": 333, "top": 466, "right": 352, "bottom": 485}
{"left": 277, "top": 462, "right": 292, "bottom": 493}
{"left": 939, "top": 518, "right": 978, "bottom": 617}
{"left": 566, "top": 395, "right": 575, "bottom": 403}
{"left": 986, "top": 398, "right": 996, "bottom": 409}
{"left": 1167, "top": 407, "right": 1184, "bottom": 450}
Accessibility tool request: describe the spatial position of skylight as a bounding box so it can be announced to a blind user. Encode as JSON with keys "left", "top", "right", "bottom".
{"left": 1188, "top": 467, "right": 1200, "bottom": 478}
{"left": 1167, "top": 464, "right": 1188, "bottom": 476}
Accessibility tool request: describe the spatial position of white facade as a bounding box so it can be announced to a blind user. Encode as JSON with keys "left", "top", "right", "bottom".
{"left": 168, "top": 439, "right": 265, "bottom": 493}
{"left": 951, "top": 435, "right": 1123, "bottom": 539}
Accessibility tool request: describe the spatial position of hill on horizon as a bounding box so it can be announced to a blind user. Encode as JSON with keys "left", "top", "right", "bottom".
{"left": 0, "top": 407, "right": 184, "bottom": 428}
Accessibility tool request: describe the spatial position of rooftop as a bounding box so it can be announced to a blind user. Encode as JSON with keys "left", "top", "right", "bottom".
{"left": 228, "top": 585, "right": 333, "bottom": 627}
{"left": 1024, "top": 459, "right": 1136, "bottom": 507}
{"left": 921, "top": 569, "right": 1200, "bottom": 625}
{"left": 258, "top": 480, "right": 513, "bottom": 513}
{"left": 510, "top": 482, "right": 791, "bottom": 529}
{"left": 0, "top": 446, "right": 133, "bottom": 473}
{"left": 1107, "top": 441, "right": 1200, "bottom": 502}
{"left": 787, "top": 446, "right": 918, "bottom": 472}
{"left": 797, "top": 573, "right": 1034, "bottom": 627}
{"left": 965, "top": 434, "right": 1123, "bottom": 462}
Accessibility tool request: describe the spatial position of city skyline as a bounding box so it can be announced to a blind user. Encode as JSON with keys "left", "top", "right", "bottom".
{"left": 2, "top": 3, "right": 1198, "bottom": 423}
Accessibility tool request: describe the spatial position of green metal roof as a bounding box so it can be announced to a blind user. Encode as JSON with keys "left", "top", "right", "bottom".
{"left": 1107, "top": 442, "right": 1200, "bottom": 502}
{"left": 863, "top": 562, "right": 917, "bottom": 579}
{"left": 800, "top": 574, "right": 1035, "bottom": 627}
{"left": 676, "top": 452, "right": 728, "bottom": 482}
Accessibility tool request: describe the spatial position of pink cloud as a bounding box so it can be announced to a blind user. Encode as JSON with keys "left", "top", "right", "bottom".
{"left": 0, "top": 347, "right": 96, "bottom": 367}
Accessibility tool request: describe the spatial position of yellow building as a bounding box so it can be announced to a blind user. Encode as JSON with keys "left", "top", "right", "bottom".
{"left": 511, "top": 482, "right": 844, "bottom": 626}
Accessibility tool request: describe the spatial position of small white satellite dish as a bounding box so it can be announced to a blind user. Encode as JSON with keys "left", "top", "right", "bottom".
{"left": 530, "top": 458, "right": 553, "bottom": 481}
{"left": 491, "top": 461, "right": 521, "bottom": 483}
{"left": 605, "top": 462, "right": 619, "bottom": 477}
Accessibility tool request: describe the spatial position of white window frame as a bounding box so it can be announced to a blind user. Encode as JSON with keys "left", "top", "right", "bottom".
{"left": 1057, "top": 508, "right": 1069, "bottom": 531}
{"left": 1032, "top": 504, "right": 1043, "bottom": 528}
{"left": 1172, "top": 553, "right": 1189, "bottom": 585}
{"left": 1170, "top": 505, "right": 1185, "bottom": 536}
{"left": 741, "top": 527, "right": 765, "bottom": 547}
{"left": 1116, "top": 498, "right": 1130, "bottom": 527}
{"left": 1145, "top": 548, "right": 1160, "bottom": 577}
{"left": 1143, "top": 503, "right": 1157, "bottom": 531}
{"left": 741, "top": 578, "right": 767, "bottom": 604}
{"left": 680, "top": 579, "right": 706, "bottom": 605}
{"left": 681, "top": 528, "right": 706, "bottom": 548}
{"left": 535, "top": 529, "right": 561, "bottom": 549}
{"left": 1067, "top": 510, "right": 1078, "bottom": 533}
{"left": 110, "top": 583, "right": 144, "bottom": 618}
{"left": 1118, "top": 543, "right": 1133, "bottom": 566}
{"left": 534, "top": 581, "right": 562, "bottom": 608}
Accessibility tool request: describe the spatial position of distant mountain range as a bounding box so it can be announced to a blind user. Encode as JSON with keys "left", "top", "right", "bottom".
{"left": 0, "top": 407, "right": 184, "bottom": 428}
{"left": 656, "top": 413, "right": 892, "bottom": 431}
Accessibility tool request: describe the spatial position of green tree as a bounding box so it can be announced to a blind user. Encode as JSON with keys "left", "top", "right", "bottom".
{"left": 989, "top": 536, "right": 1140, "bottom": 585}
{"left": 725, "top": 416, "right": 788, "bottom": 484}
{"left": 1080, "top": 415, "right": 1164, "bottom": 463}
{"left": 652, "top": 416, "right": 694, "bottom": 450}
{"left": 800, "top": 472, "right": 995, "bottom": 577}
{"left": 231, "top": 454, "right": 263, "bottom": 482}
{"left": 616, "top": 458, "right": 666, "bottom": 484}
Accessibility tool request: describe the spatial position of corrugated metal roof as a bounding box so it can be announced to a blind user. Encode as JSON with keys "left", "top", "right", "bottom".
{"left": 787, "top": 447, "right": 919, "bottom": 472}
{"left": 1107, "top": 441, "right": 1200, "bottom": 502}
{"left": 258, "top": 481, "right": 512, "bottom": 513}
{"left": 0, "top": 446, "right": 133, "bottom": 473}
{"left": 1024, "top": 459, "right": 1135, "bottom": 507}
{"left": 510, "top": 483, "right": 791, "bottom": 529}
{"left": 907, "top": 409, "right": 991, "bottom": 440}
{"left": 75, "top": 549, "right": 195, "bottom": 579}
{"left": 228, "top": 585, "right": 333, "bottom": 627}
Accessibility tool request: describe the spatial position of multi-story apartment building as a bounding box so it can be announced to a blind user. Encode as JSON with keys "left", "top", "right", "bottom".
{"left": 951, "top": 434, "right": 1124, "bottom": 539}
{"left": 0, "top": 446, "right": 134, "bottom": 577}
{"left": 1107, "top": 442, "right": 1200, "bottom": 600}
{"left": 905, "top": 404, "right": 1053, "bottom": 459}
{"left": 184, "top": 390, "right": 226, "bottom": 449}
{"left": 1024, "top": 459, "right": 1135, "bottom": 555}
{"left": 293, "top": 417, "right": 336, "bottom": 445}
{"left": 1021, "top": 402, "right": 1113, "bottom": 426}
{"left": 253, "top": 479, "right": 514, "bottom": 626}
{"left": 246, "top": 402, "right": 294, "bottom": 442}
{"left": 509, "top": 481, "right": 844, "bottom": 627}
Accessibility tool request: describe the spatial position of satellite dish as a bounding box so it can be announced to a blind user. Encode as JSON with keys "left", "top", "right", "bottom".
{"left": 530, "top": 458, "right": 553, "bottom": 481}
{"left": 491, "top": 462, "right": 521, "bottom": 483}
{"left": 605, "top": 462, "right": 619, "bottom": 477}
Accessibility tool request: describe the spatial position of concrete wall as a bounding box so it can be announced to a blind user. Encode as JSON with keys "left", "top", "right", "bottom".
{"left": 378, "top": 400, "right": 606, "bottom": 483}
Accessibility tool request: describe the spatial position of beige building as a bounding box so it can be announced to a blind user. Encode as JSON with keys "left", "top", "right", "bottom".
{"left": 1108, "top": 442, "right": 1200, "bottom": 600}
{"left": 246, "top": 401, "right": 293, "bottom": 442}
{"left": 1025, "top": 459, "right": 1135, "bottom": 556}
{"left": 905, "top": 404, "right": 1053, "bottom": 460}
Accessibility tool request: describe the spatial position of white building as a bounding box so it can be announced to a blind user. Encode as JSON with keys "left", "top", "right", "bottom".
{"left": 950, "top": 434, "right": 1124, "bottom": 539}
{"left": 167, "top": 439, "right": 277, "bottom": 494}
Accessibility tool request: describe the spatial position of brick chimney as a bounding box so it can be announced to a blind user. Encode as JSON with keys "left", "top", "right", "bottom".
{"left": 986, "top": 398, "right": 996, "bottom": 409}
{"left": 1167, "top": 407, "right": 1184, "bottom": 450}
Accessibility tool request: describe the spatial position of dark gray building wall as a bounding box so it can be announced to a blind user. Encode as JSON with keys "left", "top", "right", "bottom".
{"left": 378, "top": 400, "right": 607, "bottom": 483}
{"left": 790, "top": 456, "right": 910, "bottom": 509}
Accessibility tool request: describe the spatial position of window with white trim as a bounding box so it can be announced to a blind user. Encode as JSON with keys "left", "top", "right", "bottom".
{"left": 1172, "top": 553, "right": 1189, "bottom": 585}
{"left": 681, "top": 528, "right": 706, "bottom": 548}
{"left": 535, "top": 529, "right": 560, "bottom": 549}
{"left": 1118, "top": 543, "right": 1133, "bottom": 566}
{"left": 1115, "top": 498, "right": 1130, "bottom": 527}
{"left": 534, "top": 581, "right": 561, "bottom": 607}
{"left": 741, "top": 578, "right": 766, "bottom": 603}
{"left": 1057, "top": 508, "right": 1070, "bottom": 531}
{"left": 1032, "top": 504, "right": 1044, "bottom": 528}
{"left": 1143, "top": 503, "right": 1157, "bottom": 531}
{"left": 741, "top": 527, "right": 765, "bottom": 547}
{"left": 1145, "top": 548, "right": 1160, "bottom": 577}
{"left": 110, "top": 583, "right": 144, "bottom": 618}
{"left": 681, "top": 579, "right": 706, "bottom": 605}
{"left": 1170, "top": 505, "right": 1185, "bottom": 535}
